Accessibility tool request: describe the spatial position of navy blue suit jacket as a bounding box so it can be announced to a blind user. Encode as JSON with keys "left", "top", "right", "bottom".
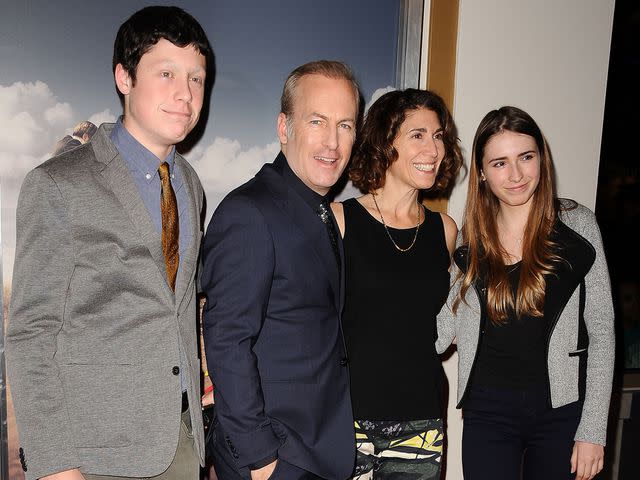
{"left": 202, "top": 153, "right": 354, "bottom": 479}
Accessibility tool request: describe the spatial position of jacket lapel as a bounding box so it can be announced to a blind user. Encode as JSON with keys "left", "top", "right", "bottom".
{"left": 174, "top": 154, "right": 201, "bottom": 313}
{"left": 543, "top": 220, "right": 596, "bottom": 322}
{"left": 257, "top": 163, "right": 341, "bottom": 308}
{"left": 92, "top": 125, "right": 174, "bottom": 304}
{"left": 453, "top": 219, "right": 596, "bottom": 322}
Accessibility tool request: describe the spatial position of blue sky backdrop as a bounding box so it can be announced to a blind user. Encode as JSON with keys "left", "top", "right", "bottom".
{"left": 0, "top": 0, "right": 399, "bottom": 283}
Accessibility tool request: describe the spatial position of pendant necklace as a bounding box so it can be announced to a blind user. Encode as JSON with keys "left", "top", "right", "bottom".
{"left": 372, "top": 193, "right": 421, "bottom": 252}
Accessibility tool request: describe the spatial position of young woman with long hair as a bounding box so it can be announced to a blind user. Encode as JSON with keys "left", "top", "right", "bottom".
{"left": 436, "top": 106, "right": 615, "bottom": 480}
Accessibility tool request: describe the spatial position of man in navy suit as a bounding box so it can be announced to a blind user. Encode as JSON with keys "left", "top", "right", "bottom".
{"left": 201, "top": 60, "right": 360, "bottom": 480}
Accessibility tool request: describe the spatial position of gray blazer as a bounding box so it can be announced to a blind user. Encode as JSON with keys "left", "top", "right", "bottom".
{"left": 5, "top": 124, "right": 205, "bottom": 479}
{"left": 436, "top": 201, "right": 615, "bottom": 446}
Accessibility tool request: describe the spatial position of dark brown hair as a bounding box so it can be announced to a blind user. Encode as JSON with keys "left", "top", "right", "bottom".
{"left": 350, "top": 88, "right": 462, "bottom": 194}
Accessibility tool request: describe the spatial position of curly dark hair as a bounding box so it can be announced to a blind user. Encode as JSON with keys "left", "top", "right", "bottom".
{"left": 350, "top": 88, "right": 463, "bottom": 195}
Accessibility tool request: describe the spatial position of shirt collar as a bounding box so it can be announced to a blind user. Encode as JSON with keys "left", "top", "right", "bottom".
{"left": 273, "top": 152, "right": 326, "bottom": 211}
{"left": 110, "top": 116, "right": 176, "bottom": 183}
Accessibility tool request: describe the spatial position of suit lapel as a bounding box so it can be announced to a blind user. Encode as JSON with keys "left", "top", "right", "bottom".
{"left": 544, "top": 220, "right": 596, "bottom": 322}
{"left": 335, "top": 215, "right": 345, "bottom": 312}
{"left": 453, "top": 220, "right": 596, "bottom": 323}
{"left": 258, "top": 164, "right": 341, "bottom": 308}
{"left": 92, "top": 125, "right": 174, "bottom": 304}
{"left": 174, "top": 155, "right": 201, "bottom": 312}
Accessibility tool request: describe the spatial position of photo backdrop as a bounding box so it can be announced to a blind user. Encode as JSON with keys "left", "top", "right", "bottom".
{"left": 0, "top": 1, "right": 400, "bottom": 477}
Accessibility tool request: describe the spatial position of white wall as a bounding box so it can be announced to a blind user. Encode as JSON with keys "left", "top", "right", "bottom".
{"left": 436, "top": 1, "right": 615, "bottom": 478}
{"left": 451, "top": 0, "right": 615, "bottom": 220}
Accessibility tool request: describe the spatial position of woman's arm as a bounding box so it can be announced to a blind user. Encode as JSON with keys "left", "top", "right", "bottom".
{"left": 440, "top": 212, "right": 458, "bottom": 258}
{"left": 330, "top": 202, "right": 345, "bottom": 238}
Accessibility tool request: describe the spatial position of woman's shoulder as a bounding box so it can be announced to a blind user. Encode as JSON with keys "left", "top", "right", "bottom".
{"left": 436, "top": 211, "right": 458, "bottom": 256}
{"left": 557, "top": 198, "right": 603, "bottom": 248}
{"left": 331, "top": 196, "right": 367, "bottom": 237}
{"left": 558, "top": 198, "right": 598, "bottom": 229}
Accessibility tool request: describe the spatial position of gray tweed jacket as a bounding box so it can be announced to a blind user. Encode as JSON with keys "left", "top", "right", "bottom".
{"left": 436, "top": 200, "right": 615, "bottom": 446}
{"left": 6, "top": 124, "right": 206, "bottom": 479}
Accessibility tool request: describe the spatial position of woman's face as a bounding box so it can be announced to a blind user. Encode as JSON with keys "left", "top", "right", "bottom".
{"left": 385, "top": 107, "right": 445, "bottom": 190}
{"left": 481, "top": 130, "right": 541, "bottom": 210}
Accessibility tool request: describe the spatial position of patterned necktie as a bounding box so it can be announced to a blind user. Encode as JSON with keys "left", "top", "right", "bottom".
{"left": 158, "top": 162, "right": 179, "bottom": 291}
{"left": 317, "top": 200, "right": 341, "bottom": 270}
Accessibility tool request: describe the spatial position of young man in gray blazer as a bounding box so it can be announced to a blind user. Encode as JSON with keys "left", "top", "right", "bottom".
{"left": 5, "top": 6, "right": 212, "bottom": 480}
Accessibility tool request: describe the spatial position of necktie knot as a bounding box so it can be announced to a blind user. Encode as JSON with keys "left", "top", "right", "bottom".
{"left": 317, "top": 201, "right": 331, "bottom": 224}
{"left": 158, "top": 161, "right": 171, "bottom": 182}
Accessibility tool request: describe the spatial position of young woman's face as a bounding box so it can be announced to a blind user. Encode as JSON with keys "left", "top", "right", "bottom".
{"left": 481, "top": 130, "right": 541, "bottom": 210}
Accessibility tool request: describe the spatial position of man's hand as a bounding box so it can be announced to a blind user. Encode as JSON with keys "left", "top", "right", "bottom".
{"left": 201, "top": 389, "right": 214, "bottom": 407}
{"left": 571, "top": 440, "right": 604, "bottom": 480}
{"left": 42, "top": 468, "right": 85, "bottom": 480}
{"left": 250, "top": 459, "right": 277, "bottom": 480}
{"left": 201, "top": 375, "right": 214, "bottom": 407}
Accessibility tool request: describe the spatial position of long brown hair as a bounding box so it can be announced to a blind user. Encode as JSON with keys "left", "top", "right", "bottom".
{"left": 454, "top": 106, "right": 560, "bottom": 323}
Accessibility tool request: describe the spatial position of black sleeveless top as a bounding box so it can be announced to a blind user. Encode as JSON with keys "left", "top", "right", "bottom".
{"left": 341, "top": 198, "right": 450, "bottom": 420}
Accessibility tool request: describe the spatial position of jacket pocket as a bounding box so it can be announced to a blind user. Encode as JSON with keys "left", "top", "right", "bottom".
{"left": 60, "top": 363, "right": 136, "bottom": 448}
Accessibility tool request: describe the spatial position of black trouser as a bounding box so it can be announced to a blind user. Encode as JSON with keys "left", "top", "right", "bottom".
{"left": 462, "top": 385, "right": 583, "bottom": 480}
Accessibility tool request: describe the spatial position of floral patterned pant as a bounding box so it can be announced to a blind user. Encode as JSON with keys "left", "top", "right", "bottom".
{"left": 351, "top": 418, "right": 444, "bottom": 480}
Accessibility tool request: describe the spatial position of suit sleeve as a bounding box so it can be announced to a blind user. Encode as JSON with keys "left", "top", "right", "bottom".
{"left": 201, "top": 194, "right": 281, "bottom": 468}
{"left": 5, "top": 167, "right": 81, "bottom": 479}
{"left": 573, "top": 207, "right": 615, "bottom": 446}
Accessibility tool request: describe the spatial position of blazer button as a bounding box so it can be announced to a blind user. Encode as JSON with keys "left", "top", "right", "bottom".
{"left": 340, "top": 357, "right": 349, "bottom": 367}
{"left": 172, "top": 366, "right": 180, "bottom": 375}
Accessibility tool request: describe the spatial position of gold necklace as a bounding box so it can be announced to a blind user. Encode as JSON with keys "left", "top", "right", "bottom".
{"left": 372, "top": 193, "right": 421, "bottom": 252}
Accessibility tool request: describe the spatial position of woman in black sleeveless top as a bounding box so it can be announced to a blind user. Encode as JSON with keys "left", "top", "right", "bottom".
{"left": 331, "top": 89, "right": 463, "bottom": 479}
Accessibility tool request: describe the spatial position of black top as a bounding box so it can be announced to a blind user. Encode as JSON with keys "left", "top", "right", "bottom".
{"left": 472, "top": 262, "right": 551, "bottom": 391}
{"left": 341, "top": 198, "right": 450, "bottom": 420}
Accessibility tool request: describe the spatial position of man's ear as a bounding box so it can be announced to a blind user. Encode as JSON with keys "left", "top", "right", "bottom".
{"left": 114, "top": 64, "right": 132, "bottom": 95}
{"left": 277, "top": 112, "right": 289, "bottom": 145}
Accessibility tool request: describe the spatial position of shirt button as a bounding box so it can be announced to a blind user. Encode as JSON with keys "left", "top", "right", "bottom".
{"left": 172, "top": 366, "right": 180, "bottom": 375}
{"left": 145, "top": 173, "right": 152, "bottom": 180}
{"left": 340, "top": 357, "right": 349, "bottom": 367}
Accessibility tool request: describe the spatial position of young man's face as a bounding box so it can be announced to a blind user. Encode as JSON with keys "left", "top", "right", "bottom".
{"left": 115, "top": 38, "right": 207, "bottom": 159}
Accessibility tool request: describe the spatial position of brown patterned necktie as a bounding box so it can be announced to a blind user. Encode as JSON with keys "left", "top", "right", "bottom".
{"left": 158, "top": 162, "right": 179, "bottom": 291}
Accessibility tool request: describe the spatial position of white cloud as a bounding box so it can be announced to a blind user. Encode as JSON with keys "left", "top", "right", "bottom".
{"left": 365, "top": 85, "right": 396, "bottom": 113}
{"left": 88, "top": 109, "right": 117, "bottom": 126}
{"left": 44, "top": 102, "right": 73, "bottom": 126}
{"left": 0, "top": 81, "right": 75, "bottom": 158}
{"left": 0, "top": 81, "right": 112, "bottom": 284}
{"left": 187, "top": 137, "right": 280, "bottom": 223}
